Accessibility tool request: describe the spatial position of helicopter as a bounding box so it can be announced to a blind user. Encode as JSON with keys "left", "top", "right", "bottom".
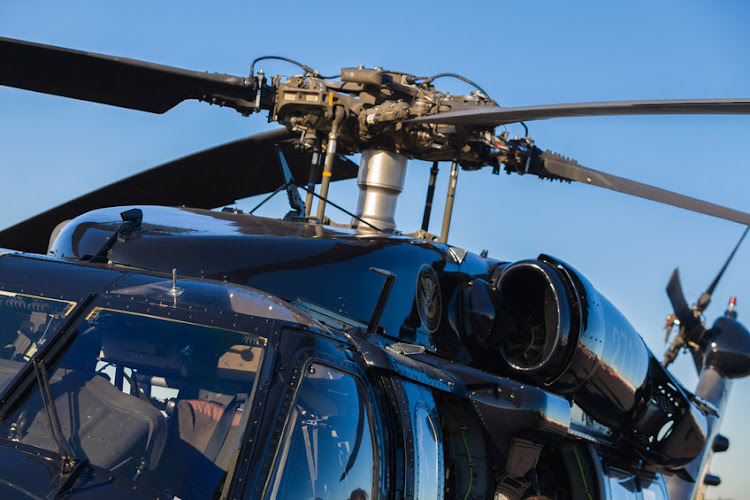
{"left": 0, "top": 35, "right": 750, "bottom": 500}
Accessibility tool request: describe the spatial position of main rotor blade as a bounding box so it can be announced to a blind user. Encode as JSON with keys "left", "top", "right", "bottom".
{"left": 533, "top": 151, "right": 750, "bottom": 226}
{"left": 410, "top": 99, "right": 750, "bottom": 126}
{"left": 0, "top": 37, "right": 255, "bottom": 113}
{"left": 0, "top": 128, "right": 358, "bottom": 254}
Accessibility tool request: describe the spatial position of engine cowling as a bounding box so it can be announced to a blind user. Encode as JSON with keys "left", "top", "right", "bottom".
{"left": 463, "top": 254, "right": 707, "bottom": 467}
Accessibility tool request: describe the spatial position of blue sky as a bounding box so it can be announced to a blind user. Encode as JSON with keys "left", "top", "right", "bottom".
{"left": 2, "top": 1, "right": 749, "bottom": 497}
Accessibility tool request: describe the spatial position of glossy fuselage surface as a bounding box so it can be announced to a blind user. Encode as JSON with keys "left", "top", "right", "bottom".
{"left": 50, "top": 206, "right": 500, "bottom": 359}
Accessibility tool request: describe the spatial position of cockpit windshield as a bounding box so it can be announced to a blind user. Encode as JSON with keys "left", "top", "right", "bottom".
{"left": 0, "top": 299, "right": 266, "bottom": 500}
{"left": 0, "top": 291, "right": 76, "bottom": 391}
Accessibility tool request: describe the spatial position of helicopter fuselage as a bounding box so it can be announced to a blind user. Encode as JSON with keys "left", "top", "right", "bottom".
{"left": 2, "top": 32, "right": 750, "bottom": 500}
{"left": 0, "top": 204, "right": 738, "bottom": 499}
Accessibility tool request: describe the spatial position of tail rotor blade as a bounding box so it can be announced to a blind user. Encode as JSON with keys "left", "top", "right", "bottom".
{"left": 667, "top": 268, "right": 697, "bottom": 328}
{"left": 697, "top": 226, "right": 750, "bottom": 314}
{"left": 661, "top": 228, "right": 748, "bottom": 369}
{"left": 664, "top": 267, "right": 704, "bottom": 368}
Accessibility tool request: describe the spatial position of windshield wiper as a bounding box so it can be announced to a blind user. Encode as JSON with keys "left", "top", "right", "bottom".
{"left": 31, "top": 357, "right": 88, "bottom": 495}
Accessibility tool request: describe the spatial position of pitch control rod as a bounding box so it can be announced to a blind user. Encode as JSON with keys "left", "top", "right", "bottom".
{"left": 305, "top": 137, "right": 323, "bottom": 218}
{"left": 421, "top": 162, "right": 439, "bottom": 232}
{"left": 439, "top": 159, "right": 460, "bottom": 243}
{"left": 316, "top": 107, "right": 345, "bottom": 221}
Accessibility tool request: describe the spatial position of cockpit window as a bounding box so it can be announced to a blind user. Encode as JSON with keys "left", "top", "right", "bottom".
{"left": 415, "top": 406, "right": 440, "bottom": 499}
{"left": 0, "top": 290, "right": 76, "bottom": 391}
{"left": 0, "top": 305, "right": 266, "bottom": 500}
{"left": 265, "top": 363, "right": 376, "bottom": 500}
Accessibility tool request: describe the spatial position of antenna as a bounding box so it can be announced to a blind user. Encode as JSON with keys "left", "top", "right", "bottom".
{"left": 367, "top": 267, "right": 396, "bottom": 335}
{"left": 275, "top": 145, "right": 306, "bottom": 221}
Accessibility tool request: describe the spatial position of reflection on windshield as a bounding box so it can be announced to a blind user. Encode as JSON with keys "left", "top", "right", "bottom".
{"left": 0, "top": 306, "right": 266, "bottom": 500}
{"left": 266, "top": 363, "right": 375, "bottom": 500}
{"left": 415, "top": 407, "right": 440, "bottom": 499}
{"left": 0, "top": 290, "right": 76, "bottom": 392}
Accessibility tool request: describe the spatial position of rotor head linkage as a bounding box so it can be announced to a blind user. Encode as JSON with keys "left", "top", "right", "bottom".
{"left": 352, "top": 150, "right": 408, "bottom": 232}
{"left": 6, "top": 36, "right": 750, "bottom": 251}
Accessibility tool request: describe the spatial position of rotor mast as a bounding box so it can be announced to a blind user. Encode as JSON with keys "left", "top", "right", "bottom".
{"left": 351, "top": 150, "right": 408, "bottom": 232}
